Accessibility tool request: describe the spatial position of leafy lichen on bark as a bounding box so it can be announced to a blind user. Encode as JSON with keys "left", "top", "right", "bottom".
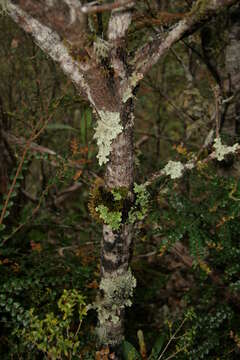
{"left": 95, "top": 268, "right": 136, "bottom": 344}
{"left": 94, "top": 110, "right": 123, "bottom": 166}
{"left": 99, "top": 269, "right": 136, "bottom": 308}
{"left": 163, "top": 160, "right": 185, "bottom": 179}
{"left": 213, "top": 137, "right": 239, "bottom": 161}
{"left": 96, "top": 205, "right": 122, "bottom": 230}
{"left": 88, "top": 179, "right": 129, "bottom": 228}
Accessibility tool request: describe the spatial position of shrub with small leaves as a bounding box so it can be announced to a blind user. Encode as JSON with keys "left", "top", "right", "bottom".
{"left": 18, "top": 289, "right": 88, "bottom": 360}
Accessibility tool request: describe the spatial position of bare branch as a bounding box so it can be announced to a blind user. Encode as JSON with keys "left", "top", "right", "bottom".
{"left": 4, "top": 132, "right": 84, "bottom": 170}
{"left": 132, "top": 0, "right": 238, "bottom": 78}
{"left": 7, "top": 0, "right": 88, "bottom": 45}
{"left": 81, "top": 0, "right": 134, "bottom": 14}
{"left": 6, "top": 2, "right": 97, "bottom": 105}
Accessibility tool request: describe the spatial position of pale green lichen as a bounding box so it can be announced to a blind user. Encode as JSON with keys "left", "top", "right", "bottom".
{"left": 185, "top": 160, "right": 195, "bottom": 170}
{"left": 95, "top": 268, "right": 136, "bottom": 344}
{"left": 190, "top": 0, "right": 210, "bottom": 17}
{"left": 163, "top": 160, "right": 185, "bottom": 179}
{"left": 0, "top": 0, "right": 9, "bottom": 15}
{"left": 128, "top": 183, "right": 150, "bottom": 224}
{"left": 122, "top": 86, "right": 133, "bottom": 103}
{"left": 100, "top": 269, "right": 136, "bottom": 309}
{"left": 213, "top": 137, "right": 238, "bottom": 161}
{"left": 94, "top": 110, "right": 123, "bottom": 166}
{"left": 95, "top": 204, "right": 122, "bottom": 230}
{"left": 96, "top": 324, "right": 124, "bottom": 346}
{"left": 93, "top": 38, "right": 110, "bottom": 62}
{"left": 111, "top": 189, "right": 122, "bottom": 201}
{"left": 122, "top": 72, "right": 143, "bottom": 103}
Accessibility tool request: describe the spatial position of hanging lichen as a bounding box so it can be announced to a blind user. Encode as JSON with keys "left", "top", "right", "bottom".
{"left": 94, "top": 110, "right": 123, "bottom": 166}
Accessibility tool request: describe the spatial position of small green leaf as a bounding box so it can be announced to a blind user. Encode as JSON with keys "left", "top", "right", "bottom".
{"left": 0, "top": 223, "right": 6, "bottom": 231}
{"left": 122, "top": 341, "right": 141, "bottom": 360}
{"left": 4, "top": 210, "right": 10, "bottom": 218}
{"left": 148, "top": 335, "right": 165, "bottom": 360}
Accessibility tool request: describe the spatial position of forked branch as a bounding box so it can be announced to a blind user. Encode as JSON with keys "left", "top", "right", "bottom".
{"left": 132, "top": 0, "right": 238, "bottom": 77}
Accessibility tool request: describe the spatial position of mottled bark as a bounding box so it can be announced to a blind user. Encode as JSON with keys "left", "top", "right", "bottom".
{"left": 98, "top": 102, "right": 134, "bottom": 354}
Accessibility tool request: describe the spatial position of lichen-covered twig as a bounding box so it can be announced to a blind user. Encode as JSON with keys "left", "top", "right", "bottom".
{"left": 144, "top": 137, "right": 240, "bottom": 187}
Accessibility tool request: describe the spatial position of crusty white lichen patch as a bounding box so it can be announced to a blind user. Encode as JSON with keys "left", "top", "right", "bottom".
{"left": 213, "top": 137, "right": 238, "bottom": 161}
{"left": 163, "top": 160, "right": 185, "bottom": 179}
{"left": 94, "top": 110, "right": 123, "bottom": 166}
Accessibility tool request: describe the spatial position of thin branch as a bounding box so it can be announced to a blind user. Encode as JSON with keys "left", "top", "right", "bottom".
{"left": 81, "top": 0, "right": 135, "bottom": 14}
{"left": 171, "top": 242, "right": 240, "bottom": 309}
{"left": 0, "top": 119, "right": 49, "bottom": 228}
{"left": 158, "top": 316, "right": 187, "bottom": 360}
{"left": 1, "top": 184, "right": 52, "bottom": 245}
{"left": 144, "top": 143, "right": 240, "bottom": 187}
{"left": 4, "top": 132, "right": 84, "bottom": 170}
{"left": 132, "top": 0, "right": 238, "bottom": 78}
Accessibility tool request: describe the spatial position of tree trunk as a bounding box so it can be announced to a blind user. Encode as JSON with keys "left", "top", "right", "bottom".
{"left": 96, "top": 101, "right": 135, "bottom": 356}
{"left": 217, "top": 5, "right": 240, "bottom": 175}
{"left": 222, "top": 5, "right": 240, "bottom": 141}
{"left": 0, "top": 118, "right": 12, "bottom": 200}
